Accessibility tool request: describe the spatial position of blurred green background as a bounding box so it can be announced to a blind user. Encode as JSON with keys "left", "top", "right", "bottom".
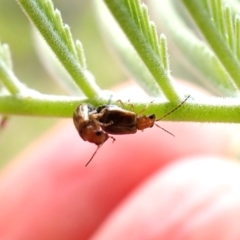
{"left": 0, "top": 0, "right": 125, "bottom": 167}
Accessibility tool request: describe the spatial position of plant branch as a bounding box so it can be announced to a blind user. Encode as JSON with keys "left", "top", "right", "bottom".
{"left": 17, "top": 0, "right": 101, "bottom": 98}
{"left": 0, "top": 94, "right": 82, "bottom": 117}
{"left": 150, "top": 1, "right": 238, "bottom": 97}
{"left": 181, "top": 0, "right": 240, "bottom": 90}
{"left": 1, "top": 93, "right": 240, "bottom": 123}
{"left": 104, "top": 0, "right": 182, "bottom": 102}
{"left": 94, "top": 0, "right": 163, "bottom": 97}
{"left": 1, "top": 0, "right": 240, "bottom": 126}
{"left": 0, "top": 59, "right": 25, "bottom": 95}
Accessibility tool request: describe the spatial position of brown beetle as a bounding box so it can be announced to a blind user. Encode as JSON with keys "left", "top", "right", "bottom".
{"left": 73, "top": 104, "right": 115, "bottom": 166}
{"left": 94, "top": 95, "right": 190, "bottom": 137}
{"left": 94, "top": 105, "right": 141, "bottom": 134}
{"left": 73, "top": 95, "right": 189, "bottom": 166}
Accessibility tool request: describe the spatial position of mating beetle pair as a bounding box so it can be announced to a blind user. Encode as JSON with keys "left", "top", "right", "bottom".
{"left": 73, "top": 96, "right": 190, "bottom": 166}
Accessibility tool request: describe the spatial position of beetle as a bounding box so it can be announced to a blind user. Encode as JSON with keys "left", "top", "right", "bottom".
{"left": 73, "top": 95, "right": 190, "bottom": 166}
{"left": 73, "top": 104, "right": 115, "bottom": 166}
{"left": 94, "top": 95, "right": 190, "bottom": 136}
{"left": 94, "top": 104, "right": 141, "bottom": 134}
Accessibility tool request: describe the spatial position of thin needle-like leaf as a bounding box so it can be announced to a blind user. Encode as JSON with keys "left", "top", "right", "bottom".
{"left": 17, "top": 0, "right": 100, "bottom": 98}
{"left": 104, "top": 0, "right": 182, "bottom": 102}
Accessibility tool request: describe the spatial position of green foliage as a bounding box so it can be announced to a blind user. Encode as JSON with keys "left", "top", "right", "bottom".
{"left": 1, "top": 0, "right": 240, "bottom": 123}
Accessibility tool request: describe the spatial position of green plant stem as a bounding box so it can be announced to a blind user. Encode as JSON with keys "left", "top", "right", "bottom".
{"left": 0, "top": 59, "right": 25, "bottom": 94}
{"left": 235, "top": 16, "right": 240, "bottom": 61}
{"left": 150, "top": 1, "right": 238, "bottom": 96}
{"left": 17, "top": 0, "right": 100, "bottom": 98}
{"left": 224, "top": 5, "right": 235, "bottom": 51}
{"left": 181, "top": 0, "right": 240, "bottom": 90}
{"left": 0, "top": 94, "right": 81, "bottom": 117}
{"left": 1, "top": 94, "right": 240, "bottom": 123}
{"left": 104, "top": 0, "right": 181, "bottom": 102}
{"left": 94, "top": 0, "right": 162, "bottom": 97}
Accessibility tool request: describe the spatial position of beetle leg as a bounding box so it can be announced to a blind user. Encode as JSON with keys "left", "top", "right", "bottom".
{"left": 116, "top": 99, "right": 125, "bottom": 108}
{"left": 89, "top": 113, "right": 114, "bottom": 127}
{"left": 98, "top": 120, "right": 114, "bottom": 127}
{"left": 137, "top": 100, "right": 154, "bottom": 116}
{"left": 85, "top": 135, "right": 116, "bottom": 167}
{"left": 88, "top": 113, "right": 113, "bottom": 126}
{"left": 127, "top": 101, "right": 134, "bottom": 112}
{"left": 117, "top": 99, "right": 135, "bottom": 112}
{"left": 109, "top": 135, "right": 116, "bottom": 143}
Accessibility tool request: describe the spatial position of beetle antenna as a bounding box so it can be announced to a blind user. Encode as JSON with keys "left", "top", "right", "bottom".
{"left": 85, "top": 145, "right": 102, "bottom": 167}
{"left": 156, "top": 95, "right": 190, "bottom": 121}
{"left": 154, "top": 95, "right": 190, "bottom": 137}
{"left": 154, "top": 123, "right": 175, "bottom": 137}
